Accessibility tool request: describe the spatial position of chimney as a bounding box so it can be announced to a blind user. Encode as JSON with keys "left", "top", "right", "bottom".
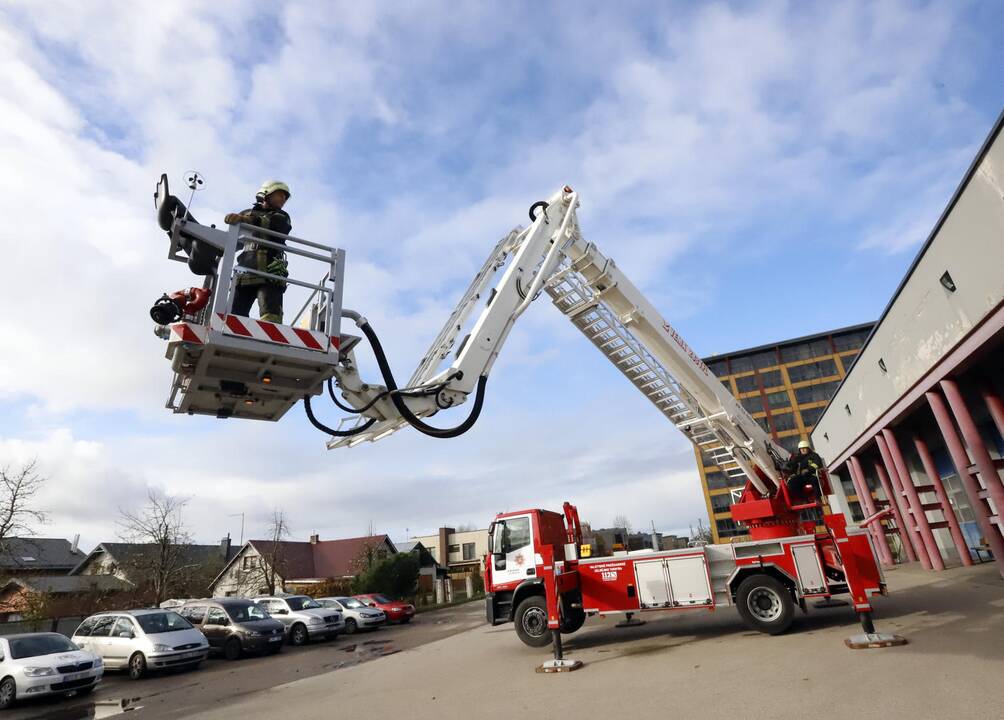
{"left": 220, "top": 534, "right": 231, "bottom": 558}
{"left": 309, "top": 534, "right": 319, "bottom": 545}
{"left": 71, "top": 534, "right": 80, "bottom": 554}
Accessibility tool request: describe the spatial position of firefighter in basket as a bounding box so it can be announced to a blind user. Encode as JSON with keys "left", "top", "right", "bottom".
{"left": 785, "top": 439, "right": 824, "bottom": 501}
{"left": 224, "top": 181, "right": 293, "bottom": 323}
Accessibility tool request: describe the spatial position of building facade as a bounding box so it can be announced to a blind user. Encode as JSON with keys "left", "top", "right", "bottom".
{"left": 697, "top": 323, "right": 875, "bottom": 543}
{"left": 411, "top": 528, "right": 488, "bottom": 575}
{"left": 812, "top": 111, "right": 1004, "bottom": 577}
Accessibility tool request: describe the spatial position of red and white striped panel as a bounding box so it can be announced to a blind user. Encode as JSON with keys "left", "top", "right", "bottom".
{"left": 169, "top": 322, "right": 208, "bottom": 345}
{"left": 211, "top": 313, "right": 339, "bottom": 353}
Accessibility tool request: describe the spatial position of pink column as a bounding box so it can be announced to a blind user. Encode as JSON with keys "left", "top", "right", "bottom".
{"left": 847, "top": 455, "right": 894, "bottom": 566}
{"left": 912, "top": 433, "right": 972, "bottom": 567}
{"left": 979, "top": 381, "right": 1004, "bottom": 442}
{"left": 875, "top": 434, "right": 931, "bottom": 568}
{"left": 941, "top": 379, "right": 1004, "bottom": 527}
{"left": 927, "top": 389, "right": 1004, "bottom": 579}
{"left": 882, "top": 429, "right": 944, "bottom": 570}
{"left": 871, "top": 457, "right": 918, "bottom": 563}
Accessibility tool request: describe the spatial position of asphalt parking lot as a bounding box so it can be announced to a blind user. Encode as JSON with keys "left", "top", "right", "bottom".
{"left": 5, "top": 601, "right": 486, "bottom": 720}
{"left": 186, "top": 562, "right": 1003, "bottom": 720}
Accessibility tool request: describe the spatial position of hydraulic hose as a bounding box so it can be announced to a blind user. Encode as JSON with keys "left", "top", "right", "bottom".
{"left": 303, "top": 393, "right": 378, "bottom": 437}
{"left": 342, "top": 309, "right": 488, "bottom": 439}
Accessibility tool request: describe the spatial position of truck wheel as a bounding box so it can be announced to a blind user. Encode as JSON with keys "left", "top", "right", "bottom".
{"left": 514, "top": 596, "right": 552, "bottom": 648}
{"left": 560, "top": 608, "right": 585, "bottom": 634}
{"left": 736, "top": 574, "right": 794, "bottom": 635}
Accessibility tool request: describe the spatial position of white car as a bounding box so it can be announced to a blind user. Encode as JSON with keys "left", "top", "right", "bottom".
{"left": 316, "top": 597, "right": 386, "bottom": 634}
{"left": 253, "top": 596, "right": 344, "bottom": 646}
{"left": 0, "top": 632, "right": 103, "bottom": 709}
{"left": 72, "top": 609, "right": 209, "bottom": 680}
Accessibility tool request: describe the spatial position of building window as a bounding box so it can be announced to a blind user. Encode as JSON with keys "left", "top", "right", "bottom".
{"left": 741, "top": 395, "right": 764, "bottom": 414}
{"left": 708, "top": 360, "right": 728, "bottom": 376}
{"left": 795, "top": 381, "right": 840, "bottom": 405}
{"left": 765, "top": 390, "right": 790, "bottom": 409}
{"left": 749, "top": 350, "right": 777, "bottom": 370}
{"left": 787, "top": 359, "right": 838, "bottom": 383}
{"left": 832, "top": 330, "right": 870, "bottom": 352}
{"left": 729, "top": 356, "right": 754, "bottom": 373}
{"left": 758, "top": 369, "right": 782, "bottom": 389}
{"left": 840, "top": 351, "right": 859, "bottom": 370}
{"left": 715, "top": 518, "right": 745, "bottom": 538}
{"left": 242, "top": 556, "right": 259, "bottom": 570}
{"left": 756, "top": 416, "right": 770, "bottom": 432}
{"left": 735, "top": 374, "right": 759, "bottom": 393}
{"left": 771, "top": 411, "right": 797, "bottom": 432}
{"left": 799, "top": 405, "right": 825, "bottom": 427}
{"left": 780, "top": 338, "right": 833, "bottom": 363}
{"left": 462, "top": 542, "right": 476, "bottom": 561}
{"left": 710, "top": 493, "right": 734, "bottom": 513}
{"left": 448, "top": 544, "right": 460, "bottom": 554}
{"left": 778, "top": 435, "right": 801, "bottom": 453}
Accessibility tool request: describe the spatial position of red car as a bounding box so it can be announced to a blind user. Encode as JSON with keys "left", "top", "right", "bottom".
{"left": 354, "top": 594, "right": 415, "bottom": 624}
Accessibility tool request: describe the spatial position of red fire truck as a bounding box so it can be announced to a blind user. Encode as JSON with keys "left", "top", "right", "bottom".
{"left": 485, "top": 500, "right": 886, "bottom": 648}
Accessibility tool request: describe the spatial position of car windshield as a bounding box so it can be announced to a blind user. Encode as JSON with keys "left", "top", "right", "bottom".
{"left": 9, "top": 634, "right": 78, "bottom": 659}
{"left": 136, "top": 612, "right": 193, "bottom": 634}
{"left": 286, "top": 597, "right": 321, "bottom": 611}
{"left": 371, "top": 594, "right": 394, "bottom": 604}
{"left": 227, "top": 603, "right": 270, "bottom": 622}
{"left": 339, "top": 598, "right": 366, "bottom": 609}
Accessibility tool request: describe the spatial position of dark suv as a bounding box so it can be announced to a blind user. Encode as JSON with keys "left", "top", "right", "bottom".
{"left": 178, "top": 599, "right": 285, "bottom": 660}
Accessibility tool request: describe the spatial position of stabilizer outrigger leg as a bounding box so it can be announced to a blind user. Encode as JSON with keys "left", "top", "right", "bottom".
{"left": 844, "top": 611, "right": 908, "bottom": 649}
{"left": 536, "top": 629, "right": 583, "bottom": 673}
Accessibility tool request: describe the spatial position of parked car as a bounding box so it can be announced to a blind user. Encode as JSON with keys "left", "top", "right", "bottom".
{"left": 354, "top": 594, "right": 415, "bottom": 624}
{"left": 253, "top": 595, "right": 344, "bottom": 646}
{"left": 72, "top": 609, "right": 208, "bottom": 680}
{"left": 0, "top": 633, "right": 103, "bottom": 709}
{"left": 315, "top": 597, "right": 386, "bottom": 634}
{"left": 178, "top": 599, "right": 285, "bottom": 660}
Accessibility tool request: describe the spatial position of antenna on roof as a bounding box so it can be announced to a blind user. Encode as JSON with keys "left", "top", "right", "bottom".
{"left": 183, "top": 170, "right": 206, "bottom": 216}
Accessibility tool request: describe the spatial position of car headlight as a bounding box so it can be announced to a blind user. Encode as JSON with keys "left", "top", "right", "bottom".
{"left": 152, "top": 644, "right": 173, "bottom": 652}
{"left": 23, "top": 667, "right": 56, "bottom": 677}
{"left": 242, "top": 629, "right": 261, "bottom": 636}
{"left": 93, "top": 657, "right": 103, "bottom": 667}
{"left": 308, "top": 616, "right": 322, "bottom": 625}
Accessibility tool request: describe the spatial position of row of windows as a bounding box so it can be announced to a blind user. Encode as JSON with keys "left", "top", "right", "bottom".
{"left": 448, "top": 542, "right": 478, "bottom": 561}
{"left": 787, "top": 358, "right": 838, "bottom": 383}
{"left": 715, "top": 518, "right": 746, "bottom": 538}
{"left": 707, "top": 329, "right": 870, "bottom": 382}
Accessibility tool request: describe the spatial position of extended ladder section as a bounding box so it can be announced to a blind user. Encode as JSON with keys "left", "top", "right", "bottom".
{"left": 324, "top": 186, "right": 787, "bottom": 494}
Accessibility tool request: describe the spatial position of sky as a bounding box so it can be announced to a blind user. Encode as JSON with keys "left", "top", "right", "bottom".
{"left": 1, "top": 0, "right": 1002, "bottom": 551}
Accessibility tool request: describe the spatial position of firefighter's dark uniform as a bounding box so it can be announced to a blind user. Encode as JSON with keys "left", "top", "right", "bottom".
{"left": 785, "top": 450, "right": 824, "bottom": 500}
{"left": 231, "top": 204, "right": 292, "bottom": 324}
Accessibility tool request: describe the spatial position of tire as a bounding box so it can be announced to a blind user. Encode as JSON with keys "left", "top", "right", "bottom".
{"left": 560, "top": 608, "right": 586, "bottom": 634}
{"left": 128, "top": 652, "right": 147, "bottom": 680}
{"left": 735, "top": 574, "right": 795, "bottom": 635}
{"left": 344, "top": 618, "right": 357, "bottom": 635}
{"left": 513, "top": 595, "right": 552, "bottom": 648}
{"left": 289, "top": 623, "right": 309, "bottom": 646}
{"left": 0, "top": 677, "right": 16, "bottom": 709}
{"left": 224, "top": 637, "right": 243, "bottom": 661}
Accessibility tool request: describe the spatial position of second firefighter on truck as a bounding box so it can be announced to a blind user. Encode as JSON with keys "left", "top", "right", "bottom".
{"left": 224, "top": 181, "right": 293, "bottom": 324}
{"left": 785, "top": 439, "right": 824, "bottom": 500}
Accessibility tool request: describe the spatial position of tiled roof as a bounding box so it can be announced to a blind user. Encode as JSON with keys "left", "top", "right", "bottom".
{"left": 0, "top": 538, "right": 86, "bottom": 571}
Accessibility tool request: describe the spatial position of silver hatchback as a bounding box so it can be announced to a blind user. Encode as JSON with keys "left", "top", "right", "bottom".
{"left": 72, "top": 609, "right": 209, "bottom": 680}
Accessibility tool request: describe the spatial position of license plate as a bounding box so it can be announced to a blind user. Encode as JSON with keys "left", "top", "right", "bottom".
{"left": 183, "top": 651, "right": 202, "bottom": 659}
{"left": 64, "top": 672, "right": 87, "bottom": 681}
{"left": 268, "top": 635, "right": 282, "bottom": 642}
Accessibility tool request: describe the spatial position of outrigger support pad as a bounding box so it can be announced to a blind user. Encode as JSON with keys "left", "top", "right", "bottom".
{"left": 536, "top": 629, "right": 583, "bottom": 673}
{"left": 615, "top": 612, "right": 646, "bottom": 628}
{"left": 844, "top": 611, "right": 908, "bottom": 649}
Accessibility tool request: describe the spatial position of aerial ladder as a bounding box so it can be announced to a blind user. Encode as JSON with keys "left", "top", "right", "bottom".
{"left": 152, "top": 179, "right": 894, "bottom": 651}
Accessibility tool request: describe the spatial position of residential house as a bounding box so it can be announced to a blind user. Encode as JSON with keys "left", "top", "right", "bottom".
{"left": 210, "top": 534, "right": 397, "bottom": 597}
{"left": 0, "top": 575, "right": 132, "bottom": 622}
{"left": 395, "top": 540, "right": 445, "bottom": 592}
{"left": 0, "top": 537, "right": 86, "bottom": 577}
{"left": 72, "top": 538, "right": 238, "bottom": 600}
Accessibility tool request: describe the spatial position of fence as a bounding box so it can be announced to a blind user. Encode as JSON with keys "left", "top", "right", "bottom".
{"left": 0, "top": 616, "right": 85, "bottom": 637}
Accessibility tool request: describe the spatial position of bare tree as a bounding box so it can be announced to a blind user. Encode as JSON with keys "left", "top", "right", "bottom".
{"left": 232, "top": 511, "right": 292, "bottom": 597}
{"left": 612, "top": 515, "right": 633, "bottom": 534}
{"left": 117, "top": 490, "right": 197, "bottom": 606}
{"left": 0, "top": 459, "right": 48, "bottom": 544}
{"left": 689, "top": 518, "right": 713, "bottom": 545}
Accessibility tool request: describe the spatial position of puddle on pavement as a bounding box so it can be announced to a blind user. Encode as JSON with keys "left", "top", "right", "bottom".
{"left": 29, "top": 697, "right": 144, "bottom": 720}
{"left": 322, "top": 640, "right": 399, "bottom": 669}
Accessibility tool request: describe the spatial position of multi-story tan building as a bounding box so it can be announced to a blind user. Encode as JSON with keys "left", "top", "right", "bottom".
{"left": 697, "top": 323, "right": 874, "bottom": 543}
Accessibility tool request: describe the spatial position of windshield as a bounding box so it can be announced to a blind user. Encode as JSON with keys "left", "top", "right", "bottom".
{"left": 9, "top": 634, "right": 78, "bottom": 659}
{"left": 286, "top": 597, "right": 321, "bottom": 611}
{"left": 136, "top": 612, "right": 193, "bottom": 634}
{"left": 371, "top": 594, "right": 393, "bottom": 604}
{"left": 226, "top": 603, "right": 270, "bottom": 622}
{"left": 339, "top": 598, "right": 366, "bottom": 609}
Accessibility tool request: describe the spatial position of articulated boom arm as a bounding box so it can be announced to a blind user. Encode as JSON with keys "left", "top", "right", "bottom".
{"left": 327, "top": 187, "right": 787, "bottom": 494}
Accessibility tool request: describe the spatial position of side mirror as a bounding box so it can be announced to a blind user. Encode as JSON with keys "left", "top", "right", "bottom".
{"left": 275, "top": 608, "right": 288, "bottom": 615}
{"left": 118, "top": 631, "right": 134, "bottom": 639}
